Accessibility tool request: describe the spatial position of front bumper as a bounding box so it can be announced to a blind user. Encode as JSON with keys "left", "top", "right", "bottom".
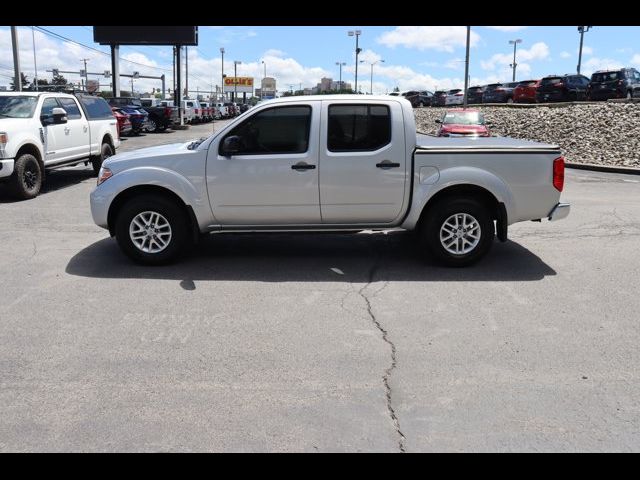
{"left": 0, "top": 158, "right": 15, "bottom": 179}
{"left": 548, "top": 202, "right": 570, "bottom": 221}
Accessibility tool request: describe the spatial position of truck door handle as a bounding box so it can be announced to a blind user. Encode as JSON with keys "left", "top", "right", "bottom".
{"left": 291, "top": 162, "right": 316, "bottom": 171}
{"left": 376, "top": 161, "right": 400, "bottom": 169}
{"left": 64, "top": 127, "right": 70, "bottom": 134}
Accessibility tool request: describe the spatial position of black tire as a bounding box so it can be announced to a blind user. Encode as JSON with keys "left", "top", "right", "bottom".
{"left": 114, "top": 194, "right": 189, "bottom": 265}
{"left": 91, "top": 142, "right": 113, "bottom": 176}
{"left": 420, "top": 197, "right": 494, "bottom": 267}
{"left": 147, "top": 118, "right": 158, "bottom": 132}
{"left": 626, "top": 90, "right": 633, "bottom": 100}
{"left": 8, "top": 153, "right": 42, "bottom": 200}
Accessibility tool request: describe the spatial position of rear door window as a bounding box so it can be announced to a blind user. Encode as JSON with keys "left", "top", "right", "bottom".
{"left": 80, "top": 96, "right": 115, "bottom": 120}
{"left": 327, "top": 104, "right": 391, "bottom": 152}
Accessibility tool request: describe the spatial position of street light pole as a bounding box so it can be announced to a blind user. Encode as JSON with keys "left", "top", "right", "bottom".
{"left": 348, "top": 30, "right": 362, "bottom": 94}
{"left": 220, "top": 47, "right": 225, "bottom": 101}
{"left": 233, "top": 60, "right": 241, "bottom": 103}
{"left": 335, "top": 62, "right": 346, "bottom": 92}
{"left": 508, "top": 39, "right": 522, "bottom": 82}
{"left": 31, "top": 26, "right": 38, "bottom": 91}
{"left": 463, "top": 26, "right": 471, "bottom": 109}
{"left": 577, "top": 26, "right": 593, "bottom": 75}
{"left": 360, "top": 59, "right": 384, "bottom": 95}
{"left": 261, "top": 60, "right": 266, "bottom": 99}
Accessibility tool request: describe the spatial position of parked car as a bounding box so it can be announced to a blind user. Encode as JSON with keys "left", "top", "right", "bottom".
{"left": 435, "top": 109, "right": 490, "bottom": 137}
{"left": 106, "top": 97, "right": 150, "bottom": 134}
{"left": 90, "top": 94, "right": 569, "bottom": 267}
{"left": 0, "top": 91, "right": 119, "bottom": 199}
{"left": 111, "top": 107, "right": 132, "bottom": 137}
{"left": 444, "top": 89, "right": 464, "bottom": 106}
{"left": 224, "top": 102, "right": 237, "bottom": 117}
{"left": 466, "top": 86, "right": 485, "bottom": 104}
{"left": 431, "top": 90, "right": 448, "bottom": 106}
{"left": 214, "top": 102, "right": 228, "bottom": 118}
{"left": 482, "top": 82, "right": 518, "bottom": 103}
{"left": 513, "top": 80, "right": 540, "bottom": 103}
{"left": 587, "top": 68, "right": 640, "bottom": 101}
{"left": 239, "top": 103, "right": 250, "bottom": 113}
{"left": 536, "top": 74, "right": 590, "bottom": 103}
{"left": 159, "top": 99, "right": 197, "bottom": 124}
{"left": 398, "top": 90, "right": 433, "bottom": 107}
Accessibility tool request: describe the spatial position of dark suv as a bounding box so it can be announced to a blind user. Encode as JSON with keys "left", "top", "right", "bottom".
{"left": 536, "top": 74, "right": 590, "bottom": 103}
{"left": 466, "top": 86, "right": 485, "bottom": 104}
{"left": 587, "top": 68, "right": 640, "bottom": 101}
{"left": 482, "top": 82, "right": 519, "bottom": 103}
{"left": 432, "top": 90, "right": 448, "bottom": 106}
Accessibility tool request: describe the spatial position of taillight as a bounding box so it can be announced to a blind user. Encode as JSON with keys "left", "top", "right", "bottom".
{"left": 553, "top": 157, "right": 565, "bottom": 192}
{"left": 556, "top": 82, "right": 564, "bottom": 88}
{"left": 164, "top": 107, "right": 172, "bottom": 117}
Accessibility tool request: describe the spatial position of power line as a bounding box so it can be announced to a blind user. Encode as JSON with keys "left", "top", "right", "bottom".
{"left": 34, "top": 26, "right": 172, "bottom": 73}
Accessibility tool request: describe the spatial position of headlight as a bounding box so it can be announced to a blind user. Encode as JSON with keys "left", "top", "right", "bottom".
{"left": 97, "top": 166, "right": 113, "bottom": 186}
{"left": 0, "top": 132, "right": 8, "bottom": 158}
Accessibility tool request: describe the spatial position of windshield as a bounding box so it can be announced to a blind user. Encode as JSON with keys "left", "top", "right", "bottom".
{"left": 541, "top": 77, "right": 563, "bottom": 85}
{"left": 0, "top": 96, "right": 38, "bottom": 118}
{"left": 443, "top": 111, "right": 485, "bottom": 125}
{"left": 484, "top": 84, "right": 502, "bottom": 91}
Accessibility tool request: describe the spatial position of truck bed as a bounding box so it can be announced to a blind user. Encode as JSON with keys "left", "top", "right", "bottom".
{"left": 415, "top": 133, "right": 560, "bottom": 152}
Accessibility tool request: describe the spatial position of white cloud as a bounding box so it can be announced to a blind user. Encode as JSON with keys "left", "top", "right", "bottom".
{"left": 357, "top": 49, "right": 382, "bottom": 64}
{"left": 481, "top": 42, "right": 550, "bottom": 71}
{"left": 263, "top": 49, "right": 286, "bottom": 58}
{"left": 485, "top": 26, "right": 528, "bottom": 32}
{"left": 579, "top": 46, "right": 593, "bottom": 56}
{"left": 377, "top": 26, "right": 480, "bottom": 53}
{"left": 581, "top": 57, "right": 625, "bottom": 76}
{"left": 560, "top": 51, "right": 571, "bottom": 59}
{"left": 444, "top": 58, "right": 465, "bottom": 70}
{"left": 632, "top": 54, "right": 640, "bottom": 65}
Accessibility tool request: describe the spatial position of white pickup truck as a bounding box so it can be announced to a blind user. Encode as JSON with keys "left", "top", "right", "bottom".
{"left": 0, "top": 92, "right": 120, "bottom": 199}
{"left": 90, "top": 95, "right": 570, "bottom": 267}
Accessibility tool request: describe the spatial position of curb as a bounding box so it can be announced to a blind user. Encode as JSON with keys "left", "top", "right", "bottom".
{"left": 566, "top": 162, "right": 640, "bottom": 176}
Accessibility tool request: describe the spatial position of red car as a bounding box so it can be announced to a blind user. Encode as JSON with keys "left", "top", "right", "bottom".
{"left": 436, "top": 109, "right": 490, "bottom": 137}
{"left": 513, "top": 79, "right": 540, "bottom": 103}
{"left": 111, "top": 107, "right": 133, "bottom": 137}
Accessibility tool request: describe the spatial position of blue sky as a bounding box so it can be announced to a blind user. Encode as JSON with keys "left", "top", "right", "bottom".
{"left": 1, "top": 26, "right": 639, "bottom": 95}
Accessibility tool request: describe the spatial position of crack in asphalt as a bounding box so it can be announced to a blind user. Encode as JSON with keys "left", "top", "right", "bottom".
{"left": 357, "top": 261, "right": 406, "bottom": 453}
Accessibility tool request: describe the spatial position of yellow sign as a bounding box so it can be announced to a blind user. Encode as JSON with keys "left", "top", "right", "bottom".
{"left": 223, "top": 77, "right": 254, "bottom": 93}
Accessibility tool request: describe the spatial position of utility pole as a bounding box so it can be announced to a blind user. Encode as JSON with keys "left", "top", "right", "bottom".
{"left": 508, "top": 39, "right": 522, "bottom": 82}
{"left": 463, "top": 26, "right": 471, "bottom": 108}
{"left": 31, "top": 26, "right": 38, "bottom": 91}
{"left": 81, "top": 58, "right": 90, "bottom": 90}
{"left": 111, "top": 45, "right": 120, "bottom": 97}
{"left": 11, "top": 26, "right": 21, "bottom": 92}
{"left": 185, "top": 46, "right": 189, "bottom": 97}
{"left": 577, "top": 26, "right": 593, "bottom": 75}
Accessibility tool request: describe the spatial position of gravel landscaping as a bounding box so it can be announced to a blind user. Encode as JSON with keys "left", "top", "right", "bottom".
{"left": 414, "top": 102, "right": 640, "bottom": 168}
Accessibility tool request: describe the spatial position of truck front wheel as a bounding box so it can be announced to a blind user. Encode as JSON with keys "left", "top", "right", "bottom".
{"left": 114, "top": 194, "right": 189, "bottom": 265}
{"left": 8, "top": 153, "right": 42, "bottom": 200}
{"left": 92, "top": 142, "right": 113, "bottom": 176}
{"left": 420, "top": 197, "right": 494, "bottom": 267}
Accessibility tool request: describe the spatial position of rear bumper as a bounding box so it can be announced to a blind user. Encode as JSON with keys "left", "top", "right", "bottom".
{"left": 0, "top": 158, "right": 15, "bottom": 179}
{"left": 548, "top": 202, "right": 570, "bottom": 221}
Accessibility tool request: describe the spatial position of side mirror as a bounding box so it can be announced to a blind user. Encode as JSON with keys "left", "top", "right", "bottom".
{"left": 52, "top": 107, "right": 68, "bottom": 124}
{"left": 435, "top": 119, "right": 442, "bottom": 124}
{"left": 222, "top": 135, "right": 242, "bottom": 156}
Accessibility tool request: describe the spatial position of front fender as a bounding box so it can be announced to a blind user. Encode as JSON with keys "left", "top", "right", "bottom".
{"left": 90, "top": 166, "right": 215, "bottom": 231}
{"left": 401, "top": 165, "right": 516, "bottom": 230}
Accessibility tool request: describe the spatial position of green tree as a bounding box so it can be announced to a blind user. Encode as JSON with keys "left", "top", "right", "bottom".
{"left": 51, "top": 74, "right": 68, "bottom": 86}
{"left": 9, "top": 72, "right": 30, "bottom": 90}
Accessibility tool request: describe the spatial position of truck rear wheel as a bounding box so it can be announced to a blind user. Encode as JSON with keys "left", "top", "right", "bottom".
{"left": 114, "top": 194, "right": 189, "bottom": 265}
{"left": 9, "top": 153, "right": 42, "bottom": 200}
{"left": 420, "top": 197, "right": 494, "bottom": 267}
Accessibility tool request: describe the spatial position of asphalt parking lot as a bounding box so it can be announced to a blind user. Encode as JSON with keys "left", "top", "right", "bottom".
{"left": 1, "top": 123, "right": 640, "bottom": 452}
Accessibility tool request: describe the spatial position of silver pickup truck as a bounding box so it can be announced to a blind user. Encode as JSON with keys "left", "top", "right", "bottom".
{"left": 90, "top": 95, "right": 569, "bottom": 267}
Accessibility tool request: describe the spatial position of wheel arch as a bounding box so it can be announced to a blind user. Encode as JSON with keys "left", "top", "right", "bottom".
{"left": 107, "top": 184, "right": 200, "bottom": 242}
{"left": 15, "top": 142, "right": 44, "bottom": 178}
